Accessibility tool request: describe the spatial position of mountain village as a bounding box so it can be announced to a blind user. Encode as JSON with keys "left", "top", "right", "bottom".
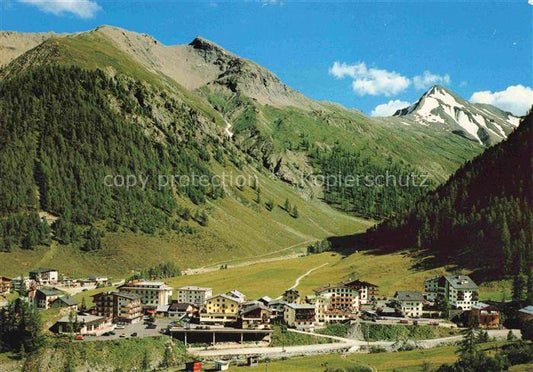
{"left": 2, "top": 267, "right": 530, "bottom": 352}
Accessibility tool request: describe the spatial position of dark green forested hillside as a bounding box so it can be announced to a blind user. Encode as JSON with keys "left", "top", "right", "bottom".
{"left": 0, "top": 66, "right": 227, "bottom": 251}
{"left": 312, "top": 146, "right": 431, "bottom": 219}
{"left": 366, "top": 111, "right": 532, "bottom": 281}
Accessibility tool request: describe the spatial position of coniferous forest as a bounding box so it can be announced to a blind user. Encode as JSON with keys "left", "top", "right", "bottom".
{"left": 0, "top": 66, "right": 226, "bottom": 251}
{"left": 365, "top": 111, "right": 532, "bottom": 279}
{"left": 313, "top": 146, "right": 431, "bottom": 219}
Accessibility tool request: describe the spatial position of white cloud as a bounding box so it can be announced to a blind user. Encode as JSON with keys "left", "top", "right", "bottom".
{"left": 413, "top": 71, "right": 450, "bottom": 90}
{"left": 329, "top": 61, "right": 411, "bottom": 96}
{"left": 259, "top": 0, "right": 284, "bottom": 6}
{"left": 470, "top": 85, "right": 533, "bottom": 116}
{"left": 19, "top": 0, "right": 100, "bottom": 18}
{"left": 371, "top": 100, "right": 411, "bottom": 117}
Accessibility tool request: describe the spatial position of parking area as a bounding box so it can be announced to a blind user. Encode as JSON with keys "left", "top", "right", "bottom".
{"left": 78, "top": 318, "right": 175, "bottom": 342}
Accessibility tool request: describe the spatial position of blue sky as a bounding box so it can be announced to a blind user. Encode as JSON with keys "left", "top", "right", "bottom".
{"left": 2, "top": 0, "right": 532, "bottom": 115}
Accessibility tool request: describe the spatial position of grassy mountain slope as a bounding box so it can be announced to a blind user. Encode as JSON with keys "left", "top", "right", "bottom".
{"left": 0, "top": 45, "right": 367, "bottom": 277}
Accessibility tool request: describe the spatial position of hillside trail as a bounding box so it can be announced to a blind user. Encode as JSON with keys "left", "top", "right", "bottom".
{"left": 182, "top": 239, "right": 314, "bottom": 276}
{"left": 274, "top": 262, "right": 330, "bottom": 300}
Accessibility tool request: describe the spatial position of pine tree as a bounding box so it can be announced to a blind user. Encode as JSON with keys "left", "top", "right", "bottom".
{"left": 284, "top": 198, "right": 291, "bottom": 212}
{"left": 457, "top": 327, "right": 478, "bottom": 358}
{"left": 512, "top": 273, "right": 527, "bottom": 301}
{"left": 291, "top": 206, "right": 299, "bottom": 218}
{"left": 500, "top": 217, "right": 512, "bottom": 274}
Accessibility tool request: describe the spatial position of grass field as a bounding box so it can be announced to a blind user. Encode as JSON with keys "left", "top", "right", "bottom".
{"left": 228, "top": 341, "right": 508, "bottom": 371}
{"left": 165, "top": 250, "right": 509, "bottom": 301}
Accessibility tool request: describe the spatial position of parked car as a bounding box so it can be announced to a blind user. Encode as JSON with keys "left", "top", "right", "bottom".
{"left": 102, "top": 332, "right": 111, "bottom": 336}
{"left": 75, "top": 335, "right": 84, "bottom": 340}
{"left": 119, "top": 334, "right": 126, "bottom": 338}
{"left": 115, "top": 325, "right": 125, "bottom": 329}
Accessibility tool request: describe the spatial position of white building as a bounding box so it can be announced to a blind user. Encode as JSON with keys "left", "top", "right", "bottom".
{"left": 29, "top": 268, "right": 58, "bottom": 285}
{"left": 118, "top": 280, "right": 173, "bottom": 310}
{"left": 226, "top": 289, "right": 246, "bottom": 303}
{"left": 424, "top": 276, "right": 440, "bottom": 301}
{"left": 314, "top": 283, "right": 359, "bottom": 324}
{"left": 342, "top": 280, "right": 379, "bottom": 305}
{"left": 425, "top": 275, "right": 479, "bottom": 310}
{"left": 177, "top": 286, "right": 212, "bottom": 306}
{"left": 393, "top": 291, "right": 425, "bottom": 318}
{"left": 283, "top": 303, "right": 316, "bottom": 331}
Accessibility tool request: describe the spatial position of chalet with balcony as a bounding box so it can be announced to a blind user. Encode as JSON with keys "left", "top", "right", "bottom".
{"left": 283, "top": 303, "right": 316, "bottom": 331}
{"left": 343, "top": 279, "right": 379, "bottom": 304}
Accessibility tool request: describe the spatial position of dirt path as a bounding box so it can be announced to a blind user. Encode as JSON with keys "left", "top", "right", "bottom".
{"left": 274, "top": 262, "right": 330, "bottom": 299}
{"left": 182, "top": 239, "right": 313, "bottom": 276}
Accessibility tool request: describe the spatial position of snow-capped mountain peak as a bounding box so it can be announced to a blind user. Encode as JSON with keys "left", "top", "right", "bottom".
{"left": 394, "top": 85, "right": 520, "bottom": 146}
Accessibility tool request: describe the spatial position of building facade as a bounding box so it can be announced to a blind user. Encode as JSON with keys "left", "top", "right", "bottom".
{"left": 0, "top": 277, "right": 12, "bottom": 295}
{"left": 34, "top": 288, "right": 63, "bottom": 309}
{"left": 393, "top": 291, "right": 425, "bottom": 318}
{"left": 424, "top": 276, "right": 440, "bottom": 301}
{"left": 200, "top": 294, "right": 240, "bottom": 324}
{"left": 177, "top": 286, "right": 212, "bottom": 306}
{"left": 283, "top": 303, "right": 316, "bottom": 330}
{"left": 29, "top": 268, "right": 58, "bottom": 285}
{"left": 118, "top": 281, "right": 173, "bottom": 310}
{"left": 425, "top": 275, "right": 479, "bottom": 310}
{"left": 51, "top": 314, "right": 112, "bottom": 335}
{"left": 343, "top": 280, "right": 379, "bottom": 304}
{"left": 472, "top": 302, "right": 500, "bottom": 328}
{"left": 92, "top": 291, "right": 143, "bottom": 323}
{"left": 282, "top": 289, "right": 300, "bottom": 304}
{"left": 239, "top": 304, "right": 270, "bottom": 329}
{"left": 314, "top": 283, "right": 359, "bottom": 324}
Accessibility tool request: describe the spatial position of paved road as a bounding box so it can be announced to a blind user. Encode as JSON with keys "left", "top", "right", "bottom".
{"left": 192, "top": 329, "right": 522, "bottom": 359}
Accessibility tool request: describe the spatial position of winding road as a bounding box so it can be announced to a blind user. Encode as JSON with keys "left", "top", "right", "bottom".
{"left": 191, "top": 329, "right": 522, "bottom": 359}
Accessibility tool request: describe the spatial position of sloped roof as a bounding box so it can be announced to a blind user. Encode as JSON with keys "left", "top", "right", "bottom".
{"left": 53, "top": 296, "right": 77, "bottom": 306}
{"left": 209, "top": 293, "right": 240, "bottom": 303}
{"left": 313, "top": 283, "right": 357, "bottom": 294}
{"left": 472, "top": 302, "right": 490, "bottom": 310}
{"left": 241, "top": 304, "right": 269, "bottom": 314}
{"left": 284, "top": 303, "right": 315, "bottom": 310}
{"left": 30, "top": 268, "right": 57, "bottom": 274}
{"left": 394, "top": 291, "right": 425, "bottom": 302}
{"left": 179, "top": 286, "right": 211, "bottom": 291}
{"left": 343, "top": 279, "right": 379, "bottom": 288}
{"left": 169, "top": 301, "right": 194, "bottom": 311}
{"left": 519, "top": 305, "right": 533, "bottom": 315}
{"left": 115, "top": 291, "right": 141, "bottom": 300}
{"left": 37, "top": 288, "right": 63, "bottom": 297}
{"left": 444, "top": 275, "right": 478, "bottom": 290}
